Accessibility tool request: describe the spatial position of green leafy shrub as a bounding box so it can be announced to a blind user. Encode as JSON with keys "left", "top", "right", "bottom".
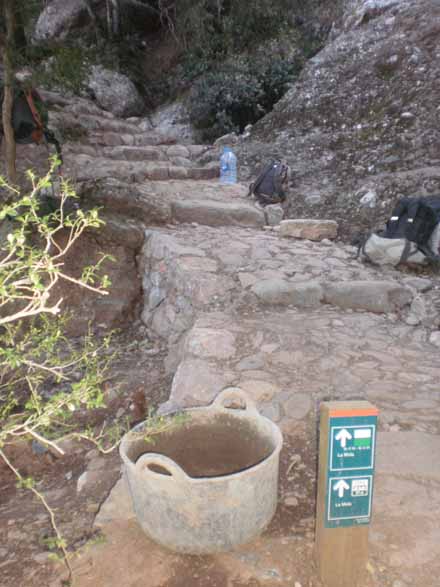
{"left": 0, "top": 161, "right": 114, "bottom": 576}
{"left": 189, "top": 53, "right": 301, "bottom": 141}
{"left": 27, "top": 45, "right": 92, "bottom": 94}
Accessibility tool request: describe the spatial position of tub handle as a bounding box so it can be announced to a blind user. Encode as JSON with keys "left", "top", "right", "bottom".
{"left": 136, "top": 453, "right": 189, "bottom": 483}
{"left": 212, "top": 387, "right": 259, "bottom": 417}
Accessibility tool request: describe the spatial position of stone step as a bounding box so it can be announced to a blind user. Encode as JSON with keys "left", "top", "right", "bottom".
{"left": 87, "top": 131, "right": 174, "bottom": 147}
{"left": 50, "top": 112, "right": 175, "bottom": 147}
{"left": 51, "top": 109, "right": 151, "bottom": 136}
{"left": 65, "top": 155, "right": 219, "bottom": 182}
{"left": 80, "top": 179, "right": 265, "bottom": 229}
{"left": 99, "top": 144, "right": 210, "bottom": 163}
{"left": 64, "top": 143, "right": 211, "bottom": 166}
{"left": 171, "top": 199, "right": 265, "bottom": 228}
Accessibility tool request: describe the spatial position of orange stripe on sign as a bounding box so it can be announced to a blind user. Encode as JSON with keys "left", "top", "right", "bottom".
{"left": 329, "top": 409, "right": 379, "bottom": 418}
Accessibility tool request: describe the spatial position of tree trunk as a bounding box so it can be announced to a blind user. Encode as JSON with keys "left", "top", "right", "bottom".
{"left": 110, "top": 0, "right": 120, "bottom": 37}
{"left": 106, "top": 0, "right": 121, "bottom": 38}
{"left": 2, "top": 0, "right": 17, "bottom": 187}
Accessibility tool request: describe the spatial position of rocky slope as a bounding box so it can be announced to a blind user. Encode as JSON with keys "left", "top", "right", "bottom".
{"left": 237, "top": 0, "right": 440, "bottom": 240}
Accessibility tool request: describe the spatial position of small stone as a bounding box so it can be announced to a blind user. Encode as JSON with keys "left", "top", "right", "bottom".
{"left": 429, "top": 331, "right": 440, "bottom": 348}
{"left": 305, "top": 193, "right": 321, "bottom": 206}
{"left": 86, "top": 502, "right": 101, "bottom": 514}
{"left": 295, "top": 582, "right": 303, "bottom": 587}
{"left": 264, "top": 204, "right": 284, "bottom": 226}
{"left": 284, "top": 496, "right": 299, "bottom": 507}
{"left": 359, "top": 190, "right": 377, "bottom": 209}
{"left": 405, "top": 314, "right": 420, "bottom": 326}
{"left": 405, "top": 296, "right": 426, "bottom": 326}
{"left": 32, "top": 552, "right": 50, "bottom": 564}
{"left": 65, "top": 471, "right": 73, "bottom": 481}
{"left": 279, "top": 219, "right": 338, "bottom": 241}
{"left": 259, "top": 401, "right": 282, "bottom": 422}
{"left": 261, "top": 569, "right": 281, "bottom": 579}
{"left": 32, "top": 440, "right": 48, "bottom": 455}
{"left": 77, "top": 471, "right": 88, "bottom": 493}
{"left": 402, "top": 277, "right": 432, "bottom": 292}
{"left": 106, "top": 386, "right": 120, "bottom": 402}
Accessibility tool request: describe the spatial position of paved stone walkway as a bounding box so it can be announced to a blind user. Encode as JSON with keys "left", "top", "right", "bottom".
{"left": 31, "top": 93, "right": 440, "bottom": 587}
{"left": 76, "top": 224, "right": 440, "bottom": 587}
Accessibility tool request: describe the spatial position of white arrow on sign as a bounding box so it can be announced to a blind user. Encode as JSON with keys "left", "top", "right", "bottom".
{"left": 333, "top": 479, "right": 350, "bottom": 498}
{"left": 335, "top": 428, "right": 352, "bottom": 448}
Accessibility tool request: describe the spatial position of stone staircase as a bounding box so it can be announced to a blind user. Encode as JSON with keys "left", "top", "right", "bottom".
{"left": 45, "top": 94, "right": 440, "bottom": 587}
{"left": 49, "top": 95, "right": 265, "bottom": 229}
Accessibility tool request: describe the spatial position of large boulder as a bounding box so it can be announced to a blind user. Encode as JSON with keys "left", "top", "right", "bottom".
{"left": 33, "top": 0, "right": 94, "bottom": 43}
{"left": 148, "top": 101, "right": 196, "bottom": 143}
{"left": 86, "top": 66, "right": 145, "bottom": 118}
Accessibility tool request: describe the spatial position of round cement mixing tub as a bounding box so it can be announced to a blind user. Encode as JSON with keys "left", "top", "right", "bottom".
{"left": 119, "top": 388, "right": 283, "bottom": 554}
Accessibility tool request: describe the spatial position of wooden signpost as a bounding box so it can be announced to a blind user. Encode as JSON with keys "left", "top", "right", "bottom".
{"left": 315, "top": 401, "right": 379, "bottom": 587}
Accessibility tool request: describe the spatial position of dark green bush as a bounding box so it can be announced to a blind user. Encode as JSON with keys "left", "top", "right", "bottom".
{"left": 189, "top": 53, "right": 301, "bottom": 141}
{"left": 21, "top": 44, "right": 93, "bottom": 94}
{"left": 173, "top": 0, "right": 292, "bottom": 55}
{"left": 222, "top": 0, "right": 292, "bottom": 51}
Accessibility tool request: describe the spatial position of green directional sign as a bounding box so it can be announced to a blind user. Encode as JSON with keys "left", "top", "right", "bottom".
{"left": 327, "top": 475, "right": 373, "bottom": 524}
{"left": 325, "top": 412, "right": 377, "bottom": 528}
{"left": 330, "top": 416, "right": 377, "bottom": 472}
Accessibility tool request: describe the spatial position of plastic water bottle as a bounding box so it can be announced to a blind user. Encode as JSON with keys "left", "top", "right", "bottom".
{"left": 219, "top": 147, "right": 237, "bottom": 184}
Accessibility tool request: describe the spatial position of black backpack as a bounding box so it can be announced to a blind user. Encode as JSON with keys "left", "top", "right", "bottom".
{"left": 356, "top": 195, "right": 440, "bottom": 265}
{"left": 247, "top": 160, "right": 289, "bottom": 206}
{"left": 382, "top": 196, "right": 440, "bottom": 261}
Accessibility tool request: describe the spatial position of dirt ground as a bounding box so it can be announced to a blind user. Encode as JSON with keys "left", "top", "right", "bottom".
{"left": 0, "top": 325, "right": 172, "bottom": 587}
{"left": 0, "top": 348, "right": 323, "bottom": 587}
